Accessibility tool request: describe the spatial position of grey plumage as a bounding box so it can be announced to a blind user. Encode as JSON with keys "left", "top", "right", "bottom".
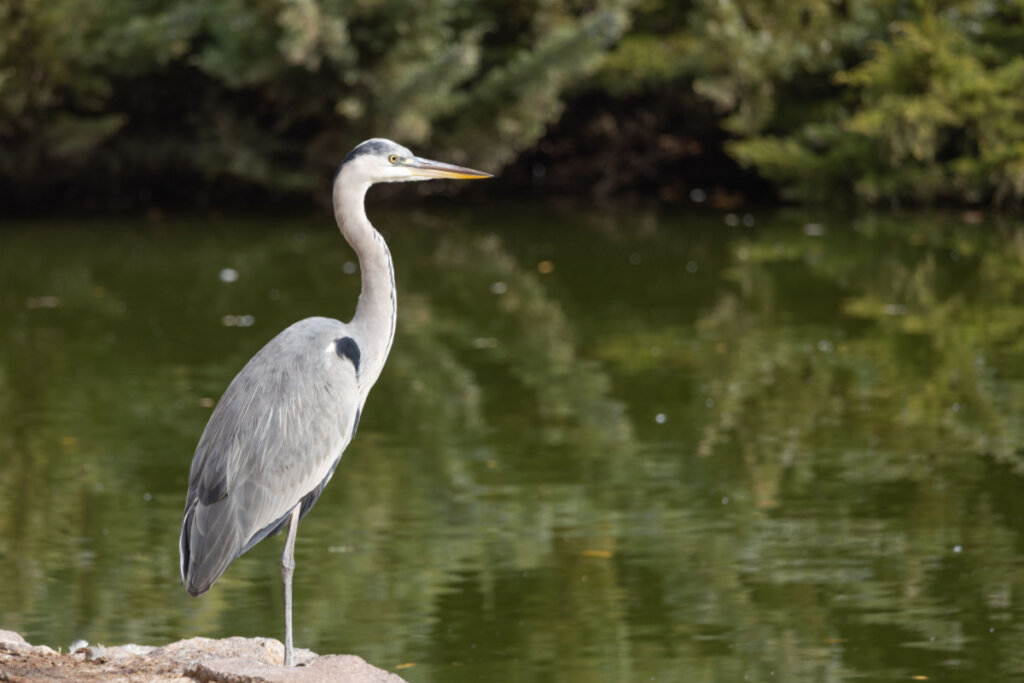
{"left": 178, "top": 138, "right": 490, "bottom": 667}
{"left": 180, "top": 317, "right": 359, "bottom": 596}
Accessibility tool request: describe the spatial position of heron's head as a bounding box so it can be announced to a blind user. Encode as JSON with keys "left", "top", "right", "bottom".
{"left": 338, "top": 138, "right": 491, "bottom": 186}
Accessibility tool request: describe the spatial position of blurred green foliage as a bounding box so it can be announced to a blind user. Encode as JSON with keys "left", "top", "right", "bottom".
{"left": 0, "top": 0, "right": 628, "bottom": 201}
{"left": 603, "top": 0, "right": 1024, "bottom": 207}
{"left": 2, "top": 0, "right": 1023, "bottom": 206}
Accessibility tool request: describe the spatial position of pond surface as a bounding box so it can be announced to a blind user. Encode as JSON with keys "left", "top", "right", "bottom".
{"left": 3, "top": 202, "right": 1024, "bottom": 682}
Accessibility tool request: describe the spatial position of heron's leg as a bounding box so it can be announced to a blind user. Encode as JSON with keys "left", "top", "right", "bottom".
{"left": 281, "top": 504, "right": 301, "bottom": 666}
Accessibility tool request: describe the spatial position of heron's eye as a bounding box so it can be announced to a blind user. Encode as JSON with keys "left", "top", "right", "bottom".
{"left": 388, "top": 154, "right": 399, "bottom": 164}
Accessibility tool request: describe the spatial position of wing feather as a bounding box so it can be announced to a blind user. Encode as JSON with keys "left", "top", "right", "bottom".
{"left": 180, "top": 318, "right": 361, "bottom": 595}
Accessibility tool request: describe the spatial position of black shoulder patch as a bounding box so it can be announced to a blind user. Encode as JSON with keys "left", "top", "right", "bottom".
{"left": 334, "top": 336, "right": 361, "bottom": 372}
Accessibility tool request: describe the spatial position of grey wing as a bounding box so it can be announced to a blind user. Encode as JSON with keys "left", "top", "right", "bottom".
{"left": 180, "top": 318, "right": 362, "bottom": 596}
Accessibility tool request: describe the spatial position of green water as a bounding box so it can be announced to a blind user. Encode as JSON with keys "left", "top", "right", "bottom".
{"left": 3, "top": 203, "right": 1024, "bottom": 682}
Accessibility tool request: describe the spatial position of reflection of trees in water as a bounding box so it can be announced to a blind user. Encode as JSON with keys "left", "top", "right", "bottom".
{"left": 427, "top": 233, "right": 633, "bottom": 451}
{"left": 0, "top": 223, "right": 241, "bottom": 647}
{"left": 0, "top": 216, "right": 637, "bottom": 676}
{"left": 300, "top": 230, "right": 637, "bottom": 671}
{"left": 659, "top": 213, "right": 1024, "bottom": 681}
{"left": 9, "top": 210, "right": 1024, "bottom": 680}
{"left": 699, "top": 214, "right": 1024, "bottom": 473}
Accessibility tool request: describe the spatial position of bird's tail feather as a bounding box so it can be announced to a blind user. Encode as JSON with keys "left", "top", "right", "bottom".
{"left": 179, "top": 499, "right": 247, "bottom": 597}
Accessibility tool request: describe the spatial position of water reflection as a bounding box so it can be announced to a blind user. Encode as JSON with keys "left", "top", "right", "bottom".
{"left": 2, "top": 206, "right": 1024, "bottom": 681}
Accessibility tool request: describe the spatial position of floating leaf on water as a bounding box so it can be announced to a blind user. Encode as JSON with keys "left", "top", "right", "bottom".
{"left": 221, "top": 314, "right": 255, "bottom": 327}
{"left": 26, "top": 296, "right": 60, "bottom": 309}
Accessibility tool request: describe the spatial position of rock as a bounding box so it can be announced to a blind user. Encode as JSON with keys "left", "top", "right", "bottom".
{"left": 84, "top": 641, "right": 158, "bottom": 663}
{"left": 0, "top": 630, "right": 408, "bottom": 682}
{"left": 189, "top": 655, "right": 407, "bottom": 683}
{"left": 0, "top": 630, "right": 57, "bottom": 658}
{"left": 148, "top": 637, "right": 316, "bottom": 669}
{"left": 0, "top": 630, "right": 27, "bottom": 645}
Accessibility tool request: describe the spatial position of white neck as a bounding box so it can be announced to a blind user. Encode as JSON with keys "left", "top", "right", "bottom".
{"left": 332, "top": 170, "right": 397, "bottom": 395}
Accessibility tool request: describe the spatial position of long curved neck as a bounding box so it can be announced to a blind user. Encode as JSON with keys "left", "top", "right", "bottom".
{"left": 332, "top": 171, "right": 397, "bottom": 394}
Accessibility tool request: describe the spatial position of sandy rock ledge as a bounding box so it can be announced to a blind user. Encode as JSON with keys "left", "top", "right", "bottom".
{"left": 0, "top": 630, "right": 408, "bottom": 682}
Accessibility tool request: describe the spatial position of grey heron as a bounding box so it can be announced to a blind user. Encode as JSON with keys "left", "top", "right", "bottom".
{"left": 178, "top": 138, "right": 491, "bottom": 666}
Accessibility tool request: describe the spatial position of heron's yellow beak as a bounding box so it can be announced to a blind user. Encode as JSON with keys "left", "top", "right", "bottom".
{"left": 405, "top": 156, "right": 492, "bottom": 180}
